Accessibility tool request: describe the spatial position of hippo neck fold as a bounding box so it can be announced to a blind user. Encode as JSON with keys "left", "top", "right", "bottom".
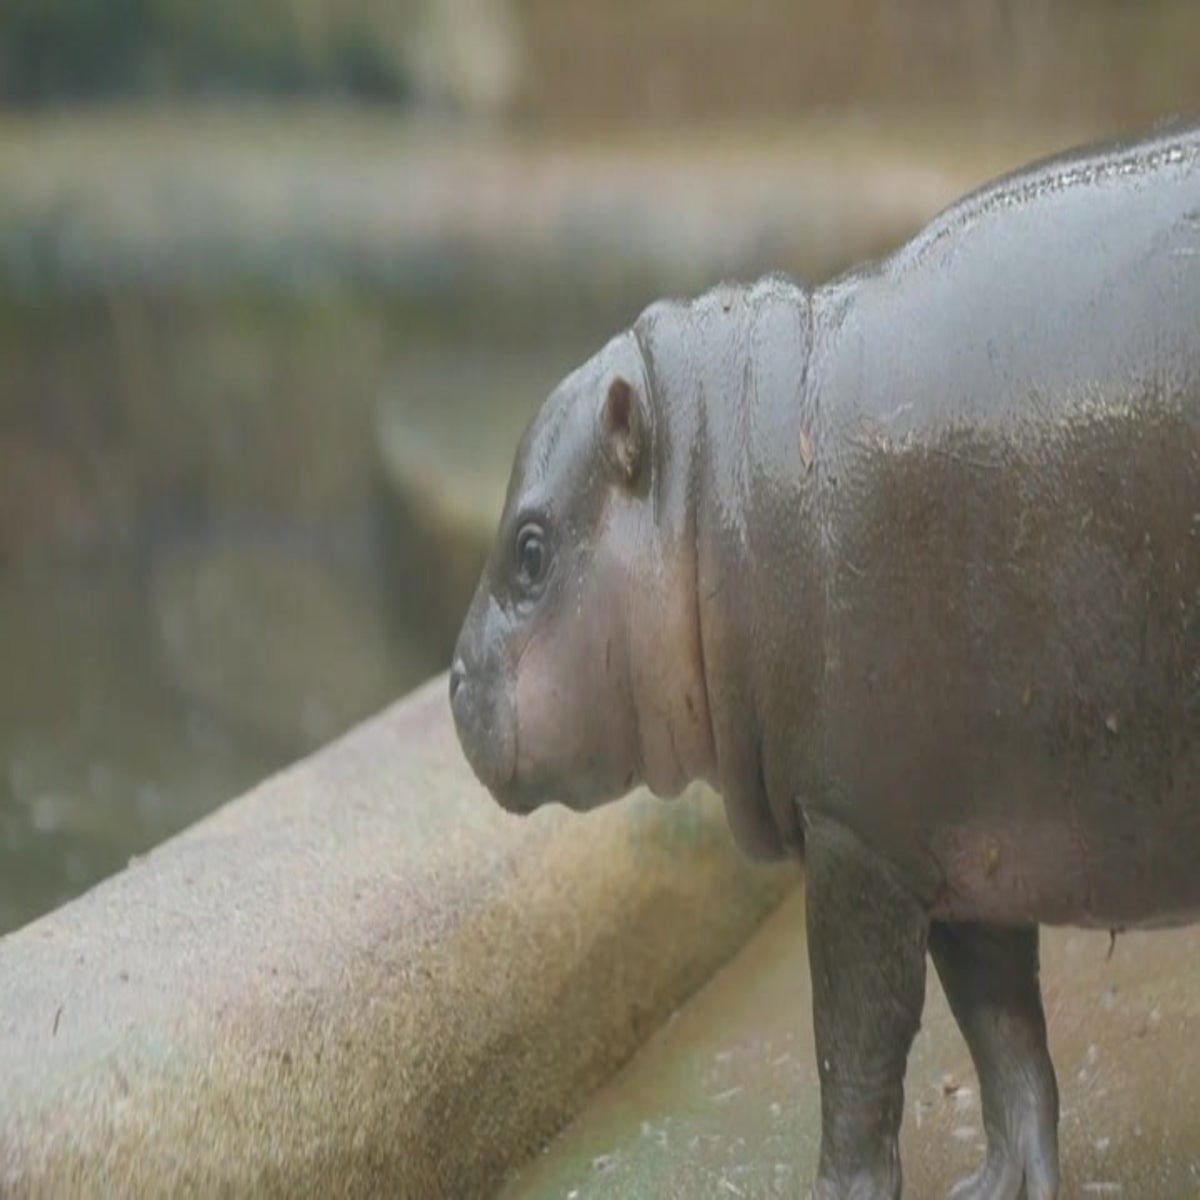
{"left": 636, "top": 277, "right": 824, "bottom": 860}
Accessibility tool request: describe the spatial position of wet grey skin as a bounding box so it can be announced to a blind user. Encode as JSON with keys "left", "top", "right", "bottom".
{"left": 450, "top": 123, "right": 1200, "bottom": 1199}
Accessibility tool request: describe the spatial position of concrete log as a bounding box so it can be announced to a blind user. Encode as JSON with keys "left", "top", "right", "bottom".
{"left": 0, "top": 677, "right": 793, "bottom": 1197}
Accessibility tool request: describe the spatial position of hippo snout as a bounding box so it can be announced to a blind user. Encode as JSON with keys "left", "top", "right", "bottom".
{"left": 448, "top": 636, "right": 526, "bottom": 811}
{"left": 447, "top": 653, "right": 484, "bottom": 769}
{"left": 447, "top": 656, "right": 473, "bottom": 749}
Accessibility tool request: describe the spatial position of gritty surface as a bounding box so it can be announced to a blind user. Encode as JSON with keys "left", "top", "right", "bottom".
{"left": 506, "top": 891, "right": 1200, "bottom": 1198}
{"left": 0, "top": 678, "right": 793, "bottom": 1198}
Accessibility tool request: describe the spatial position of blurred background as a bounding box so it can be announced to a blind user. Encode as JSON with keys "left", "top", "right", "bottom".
{"left": 1, "top": 0, "right": 1198, "bottom": 934}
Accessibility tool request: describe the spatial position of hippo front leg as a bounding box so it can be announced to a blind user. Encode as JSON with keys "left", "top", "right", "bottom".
{"left": 806, "top": 816, "right": 929, "bottom": 1200}
{"left": 929, "top": 922, "right": 1059, "bottom": 1200}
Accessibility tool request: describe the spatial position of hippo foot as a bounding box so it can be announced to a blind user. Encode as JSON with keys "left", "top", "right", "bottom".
{"left": 812, "top": 1161, "right": 901, "bottom": 1200}
{"left": 946, "top": 1122, "right": 1058, "bottom": 1200}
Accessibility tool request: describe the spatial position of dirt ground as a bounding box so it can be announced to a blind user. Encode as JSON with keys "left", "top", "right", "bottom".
{"left": 507, "top": 890, "right": 1200, "bottom": 1198}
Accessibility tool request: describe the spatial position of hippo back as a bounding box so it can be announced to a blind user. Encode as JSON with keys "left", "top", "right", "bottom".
{"left": 805, "top": 124, "right": 1200, "bottom": 926}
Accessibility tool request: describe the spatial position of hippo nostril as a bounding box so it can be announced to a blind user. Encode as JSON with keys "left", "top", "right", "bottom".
{"left": 449, "top": 659, "right": 467, "bottom": 703}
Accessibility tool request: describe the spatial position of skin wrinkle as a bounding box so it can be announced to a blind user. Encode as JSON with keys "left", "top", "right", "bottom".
{"left": 624, "top": 576, "right": 648, "bottom": 791}
{"left": 614, "top": 513, "right": 658, "bottom": 793}
{"left": 807, "top": 291, "right": 841, "bottom": 727}
{"left": 750, "top": 287, "right": 813, "bottom": 852}
{"left": 629, "top": 532, "right": 706, "bottom": 796}
{"left": 689, "top": 498, "right": 719, "bottom": 790}
{"left": 489, "top": 591, "right": 523, "bottom": 795}
{"left": 657, "top": 589, "right": 688, "bottom": 787}
{"left": 676, "top": 370, "right": 722, "bottom": 793}
{"left": 733, "top": 317, "right": 754, "bottom": 547}
{"left": 647, "top": 309, "right": 710, "bottom": 792}
{"left": 629, "top": 317, "right": 662, "bottom": 529}
{"left": 510, "top": 604, "right": 542, "bottom": 796}
{"left": 661, "top": 699, "right": 685, "bottom": 793}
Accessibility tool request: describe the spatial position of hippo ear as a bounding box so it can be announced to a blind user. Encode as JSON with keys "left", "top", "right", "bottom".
{"left": 600, "top": 376, "right": 647, "bottom": 487}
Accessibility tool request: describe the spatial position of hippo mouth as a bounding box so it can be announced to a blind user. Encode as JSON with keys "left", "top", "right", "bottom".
{"left": 449, "top": 660, "right": 524, "bottom": 808}
{"left": 457, "top": 724, "right": 527, "bottom": 813}
{"left": 486, "top": 771, "right": 538, "bottom": 816}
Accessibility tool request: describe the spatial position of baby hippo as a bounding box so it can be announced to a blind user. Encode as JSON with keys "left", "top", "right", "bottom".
{"left": 450, "top": 123, "right": 1200, "bottom": 1199}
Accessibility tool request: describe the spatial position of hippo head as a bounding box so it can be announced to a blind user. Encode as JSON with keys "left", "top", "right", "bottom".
{"left": 450, "top": 329, "right": 716, "bottom": 815}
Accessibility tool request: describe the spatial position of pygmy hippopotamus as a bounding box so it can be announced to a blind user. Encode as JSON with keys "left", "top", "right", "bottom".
{"left": 450, "top": 123, "right": 1200, "bottom": 1199}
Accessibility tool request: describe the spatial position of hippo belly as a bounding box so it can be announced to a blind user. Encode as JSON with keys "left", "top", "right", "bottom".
{"left": 925, "top": 757, "right": 1200, "bottom": 930}
{"left": 817, "top": 397, "right": 1200, "bottom": 931}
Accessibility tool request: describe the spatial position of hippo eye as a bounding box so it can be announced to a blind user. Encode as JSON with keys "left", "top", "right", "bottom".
{"left": 515, "top": 523, "right": 548, "bottom": 589}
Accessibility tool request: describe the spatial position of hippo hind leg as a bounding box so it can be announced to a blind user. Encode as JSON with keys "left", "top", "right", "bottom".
{"left": 929, "top": 921, "right": 1059, "bottom": 1200}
